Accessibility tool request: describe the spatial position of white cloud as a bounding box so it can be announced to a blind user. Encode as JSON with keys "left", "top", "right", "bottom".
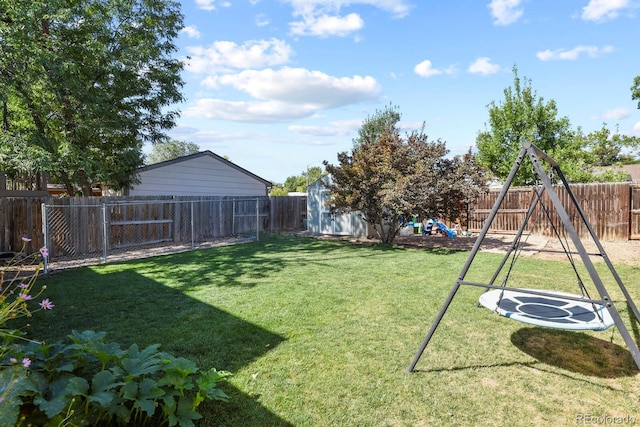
{"left": 581, "top": 0, "right": 630, "bottom": 22}
{"left": 414, "top": 60, "right": 456, "bottom": 78}
{"left": 283, "top": 0, "right": 411, "bottom": 37}
{"left": 217, "top": 67, "right": 381, "bottom": 108}
{"left": 255, "top": 13, "right": 270, "bottom": 27}
{"left": 488, "top": 0, "right": 524, "bottom": 26}
{"left": 289, "top": 119, "right": 362, "bottom": 136}
{"left": 185, "top": 39, "right": 293, "bottom": 74}
{"left": 184, "top": 99, "right": 319, "bottom": 122}
{"left": 195, "top": 0, "right": 231, "bottom": 11}
{"left": 284, "top": 0, "right": 411, "bottom": 18}
{"left": 536, "top": 45, "right": 614, "bottom": 61}
{"left": 290, "top": 13, "right": 364, "bottom": 37}
{"left": 634, "top": 122, "right": 640, "bottom": 131}
{"left": 602, "top": 107, "right": 631, "bottom": 121}
{"left": 467, "top": 57, "right": 501, "bottom": 75}
{"left": 414, "top": 60, "right": 441, "bottom": 78}
{"left": 185, "top": 67, "right": 380, "bottom": 122}
{"left": 181, "top": 26, "right": 201, "bottom": 39}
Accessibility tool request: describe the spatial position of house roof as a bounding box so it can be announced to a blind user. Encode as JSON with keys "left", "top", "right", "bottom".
{"left": 139, "top": 151, "right": 272, "bottom": 187}
{"left": 598, "top": 164, "right": 640, "bottom": 182}
{"left": 621, "top": 164, "right": 640, "bottom": 182}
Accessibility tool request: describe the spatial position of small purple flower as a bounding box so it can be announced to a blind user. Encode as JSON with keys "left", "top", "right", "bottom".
{"left": 10, "top": 358, "right": 17, "bottom": 363}
{"left": 19, "top": 294, "right": 33, "bottom": 301}
{"left": 39, "top": 298, "right": 55, "bottom": 310}
{"left": 21, "top": 237, "right": 32, "bottom": 242}
{"left": 18, "top": 283, "right": 29, "bottom": 289}
{"left": 22, "top": 358, "right": 31, "bottom": 368}
{"left": 39, "top": 247, "right": 49, "bottom": 258}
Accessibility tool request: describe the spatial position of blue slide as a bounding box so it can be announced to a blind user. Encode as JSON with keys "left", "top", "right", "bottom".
{"left": 435, "top": 220, "right": 457, "bottom": 238}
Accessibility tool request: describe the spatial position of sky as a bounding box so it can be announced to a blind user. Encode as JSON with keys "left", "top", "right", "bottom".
{"left": 157, "top": 0, "right": 640, "bottom": 184}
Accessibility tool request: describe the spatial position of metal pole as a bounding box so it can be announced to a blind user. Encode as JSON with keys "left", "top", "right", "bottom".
{"left": 256, "top": 198, "right": 260, "bottom": 241}
{"left": 527, "top": 144, "right": 640, "bottom": 370}
{"left": 41, "top": 203, "right": 49, "bottom": 274}
{"left": 232, "top": 199, "right": 236, "bottom": 235}
{"left": 102, "top": 204, "right": 108, "bottom": 264}
{"left": 407, "top": 145, "right": 529, "bottom": 372}
{"left": 190, "top": 201, "right": 195, "bottom": 249}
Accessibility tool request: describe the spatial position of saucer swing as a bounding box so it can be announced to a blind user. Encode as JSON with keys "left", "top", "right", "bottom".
{"left": 407, "top": 141, "right": 640, "bottom": 372}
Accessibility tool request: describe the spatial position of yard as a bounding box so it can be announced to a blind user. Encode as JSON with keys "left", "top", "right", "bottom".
{"left": 27, "top": 234, "right": 640, "bottom": 426}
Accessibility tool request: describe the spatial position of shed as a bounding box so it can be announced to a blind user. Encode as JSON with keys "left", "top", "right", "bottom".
{"left": 306, "top": 175, "right": 371, "bottom": 238}
{"left": 126, "top": 151, "right": 271, "bottom": 196}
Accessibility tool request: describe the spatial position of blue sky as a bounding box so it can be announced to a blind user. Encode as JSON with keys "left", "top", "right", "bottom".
{"left": 158, "top": 0, "right": 640, "bottom": 184}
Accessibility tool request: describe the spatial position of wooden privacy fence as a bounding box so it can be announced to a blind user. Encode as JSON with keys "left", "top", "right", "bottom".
{"left": 0, "top": 195, "right": 308, "bottom": 261}
{"left": 468, "top": 182, "right": 639, "bottom": 241}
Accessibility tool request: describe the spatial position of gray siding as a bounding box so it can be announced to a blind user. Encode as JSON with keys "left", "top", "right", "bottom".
{"left": 306, "top": 176, "right": 370, "bottom": 238}
{"left": 128, "top": 153, "right": 269, "bottom": 197}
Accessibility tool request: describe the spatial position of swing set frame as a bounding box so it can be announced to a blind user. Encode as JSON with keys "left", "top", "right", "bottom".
{"left": 407, "top": 141, "right": 640, "bottom": 372}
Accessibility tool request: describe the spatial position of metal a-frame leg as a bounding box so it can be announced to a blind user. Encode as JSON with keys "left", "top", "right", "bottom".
{"left": 525, "top": 143, "right": 640, "bottom": 370}
{"left": 408, "top": 141, "right": 640, "bottom": 372}
{"left": 406, "top": 145, "right": 530, "bottom": 372}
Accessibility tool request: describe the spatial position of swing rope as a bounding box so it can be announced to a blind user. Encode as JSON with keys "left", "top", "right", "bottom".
{"left": 493, "top": 165, "right": 606, "bottom": 324}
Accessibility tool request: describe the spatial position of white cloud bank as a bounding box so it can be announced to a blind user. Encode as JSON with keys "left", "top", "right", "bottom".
{"left": 536, "top": 45, "right": 614, "bottom": 61}
{"left": 467, "top": 57, "right": 501, "bottom": 75}
{"left": 487, "top": 0, "right": 524, "bottom": 26}
{"left": 581, "top": 0, "right": 631, "bottom": 22}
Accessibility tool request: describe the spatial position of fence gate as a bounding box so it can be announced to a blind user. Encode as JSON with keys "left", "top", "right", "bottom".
{"left": 631, "top": 184, "right": 640, "bottom": 240}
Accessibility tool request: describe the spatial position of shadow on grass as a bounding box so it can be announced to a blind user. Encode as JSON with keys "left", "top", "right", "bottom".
{"left": 28, "top": 267, "right": 292, "bottom": 426}
{"left": 126, "top": 234, "right": 399, "bottom": 290}
{"left": 511, "top": 327, "right": 639, "bottom": 378}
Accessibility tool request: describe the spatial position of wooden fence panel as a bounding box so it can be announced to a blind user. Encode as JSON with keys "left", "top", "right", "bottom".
{"left": 0, "top": 197, "right": 46, "bottom": 253}
{"left": 468, "top": 182, "right": 632, "bottom": 241}
{"left": 631, "top": 184, "right": 640, "bottom": 240}
{"left": 268, "top": 196, "right": 306, "bottom": 231}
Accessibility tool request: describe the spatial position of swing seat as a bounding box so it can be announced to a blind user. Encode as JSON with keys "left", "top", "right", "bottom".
{"left": 478, "top": 289, "right": 615, "bottom": 331}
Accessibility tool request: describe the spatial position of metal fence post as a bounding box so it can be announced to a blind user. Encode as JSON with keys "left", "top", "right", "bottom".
{"left": 102, "top": 203, "right": 108, "bottom": 264}
{"left": 256, "top": 198, "right": 259, "bottom": 241}
{"left": 190, "top": 200, "right": 195, "bottom": 249}
{"left": 41, "top": 203, "right": 49, "bottom": 274}
{"left": 232, "top": 199, "right": 236, "bottom": 235}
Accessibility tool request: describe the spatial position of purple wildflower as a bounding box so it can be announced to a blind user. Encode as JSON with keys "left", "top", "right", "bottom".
{"left": 22, "top": 358, "right": 31, "bottom": 368}
{"left": 10, "top": 358, "right": 17, "bottom": 363}
{"left": 39, "top": 247, "right": 49, "bottom": 258}
{"left": 18, "top": 283, "right": 29, "bottom": 289}
{"left": 19, "top": 294, "right": 33, "bottom": 301}
{"left": 21, "top": 237, "right": 32, "bottom": 242}
{"left": 39, "top": 298, "right": 55, "bottom": 310}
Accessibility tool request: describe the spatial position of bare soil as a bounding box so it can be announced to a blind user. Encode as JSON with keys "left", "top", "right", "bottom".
{"left": 391, "top": 233, "right": 640, "bottom": 266}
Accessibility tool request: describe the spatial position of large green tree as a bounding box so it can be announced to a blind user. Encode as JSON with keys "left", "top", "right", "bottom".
{"left": 270, "top": 166, "right": 324, "bottom": 196}
{"left": 476, "top": 66, "right": 573, "bottom": 185}
{"left": 147, "top": 140, "right": 200, "bottom": 164}
{"left": 324, "top": 105, "right": 488, "bottom": 244}
{"left": 0, "top": 0, "right": 185, "bottom": 196}
{"left": 632, "top": 75, "right": 640, "bottom": 110}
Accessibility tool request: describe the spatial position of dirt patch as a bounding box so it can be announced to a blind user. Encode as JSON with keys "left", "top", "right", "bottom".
{"left": 390, "top": 233, "right": 640, "bottom": 266}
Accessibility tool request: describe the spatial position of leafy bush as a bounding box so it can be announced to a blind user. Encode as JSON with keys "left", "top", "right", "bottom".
{"left": 1, "top": 239, "right": 230, "bottom": 426}
{"left": 1, "top": 330, "right": 230, "bottom": 426}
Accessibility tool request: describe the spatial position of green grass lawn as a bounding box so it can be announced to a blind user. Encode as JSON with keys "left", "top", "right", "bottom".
{"left": 27, "top": 234, "right": 640, "bottom": 426}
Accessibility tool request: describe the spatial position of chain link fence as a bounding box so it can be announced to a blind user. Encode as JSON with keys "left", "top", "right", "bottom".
{"left": 42, "top": 197, "right": 268, "bottom": 272}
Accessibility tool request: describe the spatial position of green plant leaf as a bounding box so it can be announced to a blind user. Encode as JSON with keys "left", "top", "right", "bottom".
{"left": 0, "top": 366, "right": 29, "bottom": 427}
{"left": 66, "top": 376, "right": 90, "bottom": 396}
{"left": 168, "top": 396, "right": 202, "bottom": 427}
{"left": 121, "top": 379, "right": 139, "bottom": 400}
{"left": 89, "top": 370, "right": 122, "bottom": 407}
{"left": 133, "top": 377, "right": 164, "bottom": 416}
{"left": 120, "top": 343, "right": 162, "bottom": 379}
{"left": 195, "top": 368, "right": 230, "bottom": 404}
{"left": 33, "top": 375, "right": 83, "bottom": 419}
